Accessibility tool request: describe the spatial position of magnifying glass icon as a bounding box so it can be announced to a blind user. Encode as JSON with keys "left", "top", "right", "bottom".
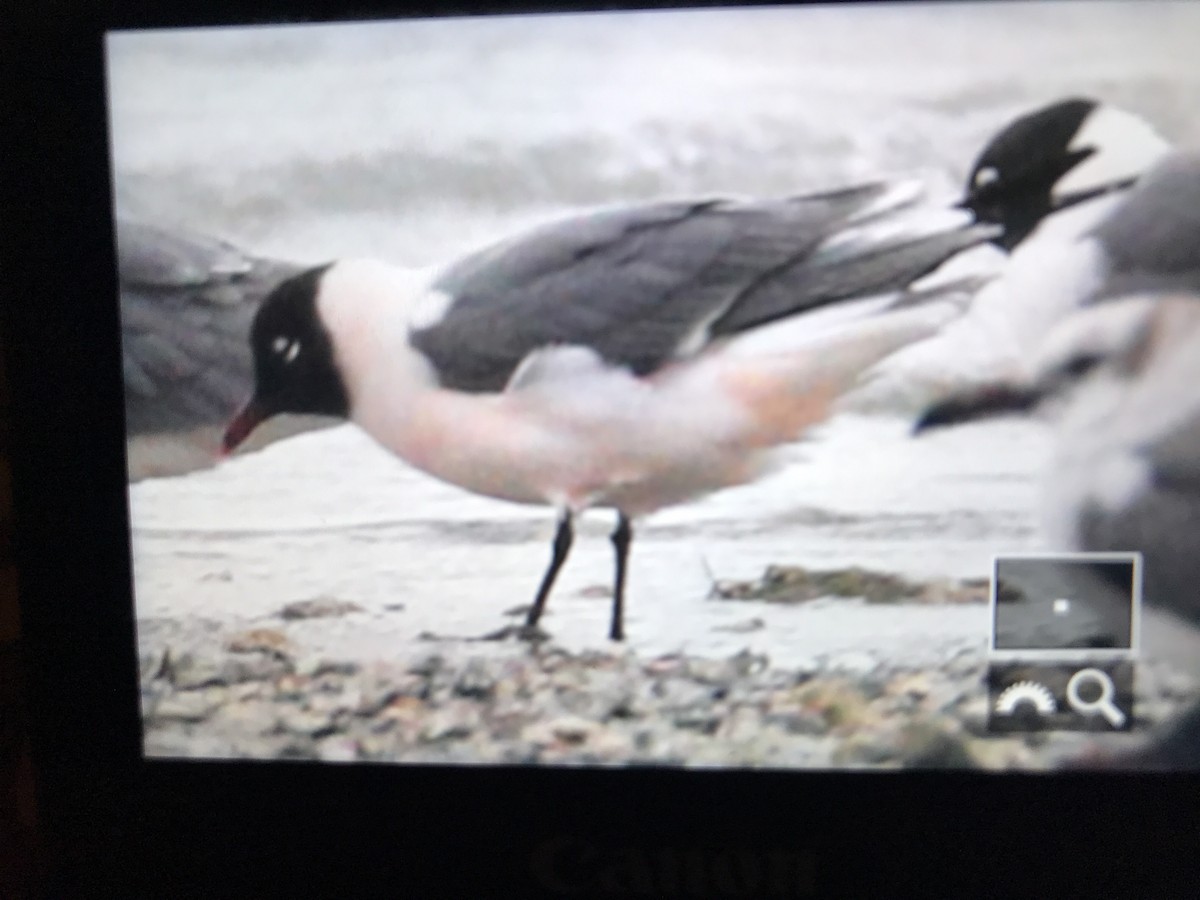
{"left": 1066, "top": 668, "right": 1126, "bottom": 728}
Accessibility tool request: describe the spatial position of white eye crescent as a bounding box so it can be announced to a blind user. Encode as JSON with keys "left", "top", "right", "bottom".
{"left": 974, "top": 166, "right": 999, "bottom": 189}
{"left": 271, "top": 336, "right": 302, "bottom": 363}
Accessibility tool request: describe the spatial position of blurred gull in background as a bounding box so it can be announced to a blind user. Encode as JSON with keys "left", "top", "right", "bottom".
{"left": 915, "top": 151, "right": 1200, "bottom": 766}
{"left": 846, "top": 98, "right": 1172, "bottom": 414}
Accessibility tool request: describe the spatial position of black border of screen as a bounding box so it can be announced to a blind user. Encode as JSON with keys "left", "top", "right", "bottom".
{"left": 6, "top": 1, "right": 1200, "bottom": 895}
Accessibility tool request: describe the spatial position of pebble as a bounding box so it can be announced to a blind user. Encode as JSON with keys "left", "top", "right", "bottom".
{"left": 672, "top": 709, "right": 723, "bottom": 735}
{"left": 274, "top": 675, "right": 311, "bottom": 701}
{"left": 457, "top": 660, "right": 499, "bottom": 698}
{"left": 278, "top": 708, "right": 338, "bottom": 739}
{"left": 153, "top": 692, "right": 219, "bottom": 722}
{"left": 681, "top": 657, "right": 732, "bottom": 686}
{"left": 762, "top": 707, "right": 827, "bottom": 736}
{"left": 407, "top": 653, "right": 445, "bottom": 677}
{"left": 523, "top": 715, "right": 600, "bottom": 747}
{"left": 277, "top": 742, "right": 319, "bottom": 760}
{"left": 728, "top": 649, "right": 770, "bottom": 678}
{"left": 293, "top": 656, "right": 361, "bottom": 679}
{"left": 292, "top": 656, "right": 324, "bottom": 678}
{"left": 172, "top": 653, "right": 290, "bottom": 689}
{"left": 644, "top": 654, "right": 685, "bottom": 676}
{"left": 419, "top": 705, "right": 477, "bottom": 742}
{"left": 305, "top": 692, "right": 354, "bottom": 717}
{"left": 213, "top": 700, "right": 282, "bottom": 735}
{"left": 317, "top": 736, "right": 361, "bottom": 763}
{"left": 886, "top": 672, "right": 933, "bottom": 700}
{"left": 356, "top": 674, "right": 426, "bottom": 716}
{"left": 829, "top": 651, "right": 878, "bottom": 676}
{"left": 140, "top": 651, "right": 168, "bottom": 684}
{"left": 588, "top": 728, "right": 635, "bottom": 757}
{"left": 585, "top": 669, "right": 638, "bottom": 718}
{"left": 227, "top": 628, "right": 292, "bottom": 657}
{"left": 378, "top": 696, "right": 429, "bottom": 730}
{"left": 779, "top": 655, "right": 820, "bottom": 679}
{"left": 653, "top": 677, "right": 714, "bottom": 708}
{"left": 923, "top": 682, "right": 969, "bottom": 714}
{"left": 718, "top": 706, "right": 766, "bottom": 742}
{"left": 169, "top": 659, "right": 227, "bottom": 690}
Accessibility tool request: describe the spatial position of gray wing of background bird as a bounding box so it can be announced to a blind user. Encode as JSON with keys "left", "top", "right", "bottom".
{"left": 118, "top": 216, "right": 304, "bottom": 436}
{"left": 1089, "top": 152, "right": 1200, "bottom": 303}
{"left": 1067, "top": 298, "right": 1200, "bottom": 625}
{"left": 117, "top": 216, "right": 337, "bottom": 480}
{"left": 411, "top": 182, "right": 995, "bottom": 393}
{"left": 1077, "top": 400, "right": 1200, "bottom": 627}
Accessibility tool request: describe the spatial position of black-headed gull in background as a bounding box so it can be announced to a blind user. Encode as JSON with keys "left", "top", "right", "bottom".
{"left": 915, "top": 151, "right": 1200, "bottom": 767}
{"left": 844, "top": 97, "right": 1172, "bottom": 414}
{"left": 916, "top": 150, "right": 1200, "bottom": 437}
{"left": 222, "top": 179, "right": 997, "bottom": 641}
{"left": 117, "top": 215, "right": 336, "bottom": 480}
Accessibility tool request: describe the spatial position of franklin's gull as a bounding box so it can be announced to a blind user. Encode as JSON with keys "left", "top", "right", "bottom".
{"left": 222, "top": 179, "right": 996, "bottom": 640}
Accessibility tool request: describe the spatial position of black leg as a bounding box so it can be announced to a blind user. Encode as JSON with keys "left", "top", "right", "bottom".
{"left": 525, "top": 511, "right": 574, "bottom": 630}
{"left": 609, "top": 513, "right": 633, "bottom": 642}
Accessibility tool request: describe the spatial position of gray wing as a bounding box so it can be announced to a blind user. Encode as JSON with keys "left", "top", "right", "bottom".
{"left": 1148, "top": 411, "right": 1200, "bottom": 495}
{"left": 1078, "top": 482, "right": 1200, "bottom": 627}
{"left": 1090, "top": 151, "right": 1200, "bottom": 303}
{"left": 117, "top": 217, "right": 303, "bottom": 437}
{"left": 411, "top": 182, "right": 995, "bottom": 393}
{"left": 1075, "top": 356, "right": 1200, "bottom": 625}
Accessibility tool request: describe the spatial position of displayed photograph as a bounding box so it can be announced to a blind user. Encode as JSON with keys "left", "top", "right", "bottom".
{"left": 110, "top": 1, "right": 1200, "bottom": 769}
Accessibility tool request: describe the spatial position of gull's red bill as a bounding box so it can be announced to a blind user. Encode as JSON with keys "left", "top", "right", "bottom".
{"left": 221, "top": 398, "right": 268, "bottom": 457}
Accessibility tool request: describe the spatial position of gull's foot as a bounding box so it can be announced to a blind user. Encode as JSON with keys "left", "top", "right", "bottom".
{"left": 479, "top": 623, "right": 552, "bottom": 643}
{"left": 418, "top": 624, "right": 552, "bottom": 643}
{"left": 416, "top": 630, "right": 457, "bottom": 642}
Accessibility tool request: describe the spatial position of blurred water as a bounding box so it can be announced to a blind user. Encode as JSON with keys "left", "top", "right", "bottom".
{"left": 111, "top": 3, "right": 1200, "bottom": 661}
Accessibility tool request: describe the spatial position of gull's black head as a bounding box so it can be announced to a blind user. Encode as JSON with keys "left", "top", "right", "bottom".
{"left": 961, "top": 97, "right": 1166, "bottom": 252}
{"left": 223, "top": 263, "right": 350, "bottom": 453}
{"left": 961, "top": 98, "right": 1101, "bottom": 251}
